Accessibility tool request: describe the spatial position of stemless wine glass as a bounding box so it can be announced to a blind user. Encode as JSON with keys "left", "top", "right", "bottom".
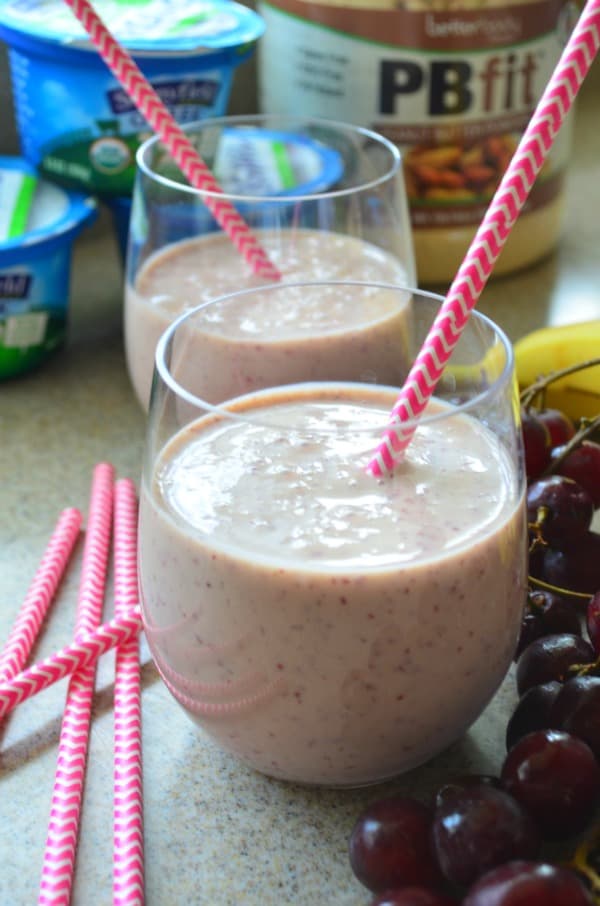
{"left": 124, "top": 114, "right": 415, "bottom": 410}
{"left": 138, "top": 281, "right": 528, "bottom": 788}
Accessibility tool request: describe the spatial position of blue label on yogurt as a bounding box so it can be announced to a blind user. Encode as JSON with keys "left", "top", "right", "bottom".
{"left": 0, "top": 272, "right": 32, "bottom": 298}
{"left": 0, "top": 256, "right": 68, "bottom": 378}
{"left": 107, "top": 78, "right": 221, "bottom": 116}
{"left": 8, "top": 53, "right": 242, "bottom": 194}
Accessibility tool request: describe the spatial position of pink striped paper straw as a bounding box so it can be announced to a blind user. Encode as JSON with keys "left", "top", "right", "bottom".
{"left": 39, "top": 463, "right": 114, "bottom": 906}
{"left": 0, "top": 508, "right": 82, "bottom": 682}
{"left": 368, "top": 0, "right": 600, "bottom": 476}
{"left": 62, "top": 0, "right": 280, "bottom": 281}
{"left": 0, "top": 609, "right": 142, "bottom": 720}
{"left": 113, "top": 479, "right": 144, "bottom": 905}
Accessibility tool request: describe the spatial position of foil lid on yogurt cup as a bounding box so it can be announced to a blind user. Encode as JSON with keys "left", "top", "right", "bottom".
{"left": 0, "top": 157, "right": 96, "bottom": 380}
{"left": 0, "top": 0, "right": 265, "bottom": 54}
{"left": 212, "top": 129, "right": 345, "bottom": 197}
{"left": 0, "top": 158, "right": 96, "bottom": 256}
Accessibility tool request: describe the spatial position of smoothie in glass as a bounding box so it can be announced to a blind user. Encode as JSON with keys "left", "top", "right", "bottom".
{"left": 125, "top": 229, "right": 412, "bottom": 407}
{"left": 125, "top": 116, "right": 416, "bottom": 410}
{"left": 139, "top": 381, "right": 527, "bottom": 786}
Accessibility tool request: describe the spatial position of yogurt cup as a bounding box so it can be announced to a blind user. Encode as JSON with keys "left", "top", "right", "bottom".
{"left": 0, "top": 157, "right": 96, "bottom": 379}
{"left": 0, "top": 0, "right": 265, "bottom": 196}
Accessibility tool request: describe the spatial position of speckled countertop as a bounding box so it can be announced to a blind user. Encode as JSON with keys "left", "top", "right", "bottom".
{"left": 1, "top": 61, "right": 599, "bottom": 906}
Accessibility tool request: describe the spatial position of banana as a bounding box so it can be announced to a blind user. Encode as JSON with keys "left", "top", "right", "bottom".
{"left": 514, "top": 320, "right": 600, "bottom": 421}
{"left": 443, "top": 342, "right": 508, "bottom": 388}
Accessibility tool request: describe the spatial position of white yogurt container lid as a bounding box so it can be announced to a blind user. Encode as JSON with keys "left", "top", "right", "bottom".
{"left": 0, "top": 157, "right": 96, "bottom": 258}
{"left": 0, "top": 0, "right": 264, "bottom": 54}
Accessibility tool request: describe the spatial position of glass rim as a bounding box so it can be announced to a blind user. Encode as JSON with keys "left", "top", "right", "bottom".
{"left": 135, "top": 113, "right": 403, "bottom": 204}
{"left": 153, "top": 280, "right": 515, "bottom": 434}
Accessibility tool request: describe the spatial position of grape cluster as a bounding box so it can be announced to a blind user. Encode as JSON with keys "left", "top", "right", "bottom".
{"left": 511, "top": 398, "right": 600, "bottom": 759}
{"left": 347, "top": 398, "right": 600, "bottom": 906}
{"left": 523, "top": 405, "right": 600, "bottom": 595}
{"left": 348, "top": 753, "right": 598, "bottom": 904}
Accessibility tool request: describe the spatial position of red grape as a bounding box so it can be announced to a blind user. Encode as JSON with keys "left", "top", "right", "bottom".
{"left": 505, "top": 681, "right": 561, "bottom": 751}
{"left": 550, "top": 440, "right": 600, "bottom": 508}
{"left": 500, "top": 729, "right": 600, "bottom": 839}
{"left": 348, "top": 797, "right": 441, "bottom": 893}
{"left": 434, "top": 775, "right": 501, "bottom": 810}
{"left": 526, "top": 476, "right": 594, "bottom": 545}
{"left": 370, "top": 889, "right": 457, "bottom": 906}
{"left": 430, "top": 784, "right": 540, "bottom": 889}
{"left": 515, "top": 613, "right": 543, "bottom": 659}
{"left": 527, "top": 542, "right": 545, "bottom": 582}
{"left": 537, "top": 408, "right": 576, "bottom": 447}
{"left": 586, "top": 592, "right": 600, "bottom": 655}
{"left": 549, "top": 675, "right": 600, "bottom": 759}
{"left": 526, "top": 590, "right": 580, "bottom": 634}
{"left": 463, "top": 861, "right": 594, "bottom": 906}
{"left": 540, "top": 532, "right": 600, "bottom": 594}
{"left": 516, "top": 633, "right": 594, "bottom": 695}
{"left": 533, "top": 547, "right": 569, "bottom": 588}
{"left": 515, "top": 591, "right": 581, "bottom": 658}
{"left": 521, "top": 411, "right": 551, "bottom": 481}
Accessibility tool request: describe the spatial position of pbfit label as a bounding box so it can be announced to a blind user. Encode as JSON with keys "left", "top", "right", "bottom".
{"left": 258, "top": 0, "right": 576, "bottom": 227}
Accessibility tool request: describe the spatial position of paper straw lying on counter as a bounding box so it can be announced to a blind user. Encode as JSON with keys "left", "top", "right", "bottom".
{"left": 62, "top": 0, "right": 280, "bottom": 281}
{"left": 0, "top": 610, "right": 142, "bottom": 720}
{"left": 0, "top": 508, "right": 82, "bottom": 682}
{"left": 112, "top": 479, "right": 144, "bottom": 905}
{"left": 39, "top": 463, "right": 114, "bottom": 906}
{"left": 367, "top": 0, "right": 600, "bottom": 476}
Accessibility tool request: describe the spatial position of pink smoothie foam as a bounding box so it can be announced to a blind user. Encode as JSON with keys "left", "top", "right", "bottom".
{"left": 139, "top": 383, "right": 527, "bottom": 786}
{"left": 125, "top": 229, "right": 412, "bottom": 408}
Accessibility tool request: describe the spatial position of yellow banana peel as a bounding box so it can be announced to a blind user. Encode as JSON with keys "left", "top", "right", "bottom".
{"left": 514, "top": 320, "right": 600, "bottom": 421}
{"left": 444, "top": 342, "right": 508, "bottom": 388}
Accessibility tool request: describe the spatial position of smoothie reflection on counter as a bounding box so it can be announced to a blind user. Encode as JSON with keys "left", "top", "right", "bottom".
{"left": 124, "top": 229, "right": 412, "bottom": 408}
{"left": 139, "top": 383, "right": 527, "bottom": 787}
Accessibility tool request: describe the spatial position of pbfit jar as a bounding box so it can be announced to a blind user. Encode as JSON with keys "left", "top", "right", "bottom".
{"left": 257, "top": 0, "right": 578, "bottom": 284}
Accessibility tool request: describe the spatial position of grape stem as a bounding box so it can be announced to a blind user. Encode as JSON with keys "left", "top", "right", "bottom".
{"left": 541, "top": 414, "right": 600, "bottom": 478}
{"left": 528, "top": 574, "right": 592, "bottom": 601}
{"left": 568, "top": 657, "right": 600, "bottom": 678}
{"left": 528, "top": 533, "right": 594, "bottom": 599}
{"left": 564, "top": 821, "right": 600, "bottom": 898}
{"left": 520, "top": 356, "right": 600, "bottom": 410}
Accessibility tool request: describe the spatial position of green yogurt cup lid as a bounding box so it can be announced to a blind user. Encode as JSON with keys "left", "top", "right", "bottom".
{"left": 0, "top": 0, "right": 264, "bottom": 53}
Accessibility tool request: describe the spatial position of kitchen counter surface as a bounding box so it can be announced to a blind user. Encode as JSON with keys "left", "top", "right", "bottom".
{"left": 1, "top": 59, "right": 599, "bottom": 906}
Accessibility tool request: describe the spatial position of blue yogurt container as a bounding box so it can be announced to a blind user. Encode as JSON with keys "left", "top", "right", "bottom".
{"left": 0, "top": 157, "right": 96, "bottom": 378}
{"left": 0, "top": 0, "right": 265, "bottom": 196}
